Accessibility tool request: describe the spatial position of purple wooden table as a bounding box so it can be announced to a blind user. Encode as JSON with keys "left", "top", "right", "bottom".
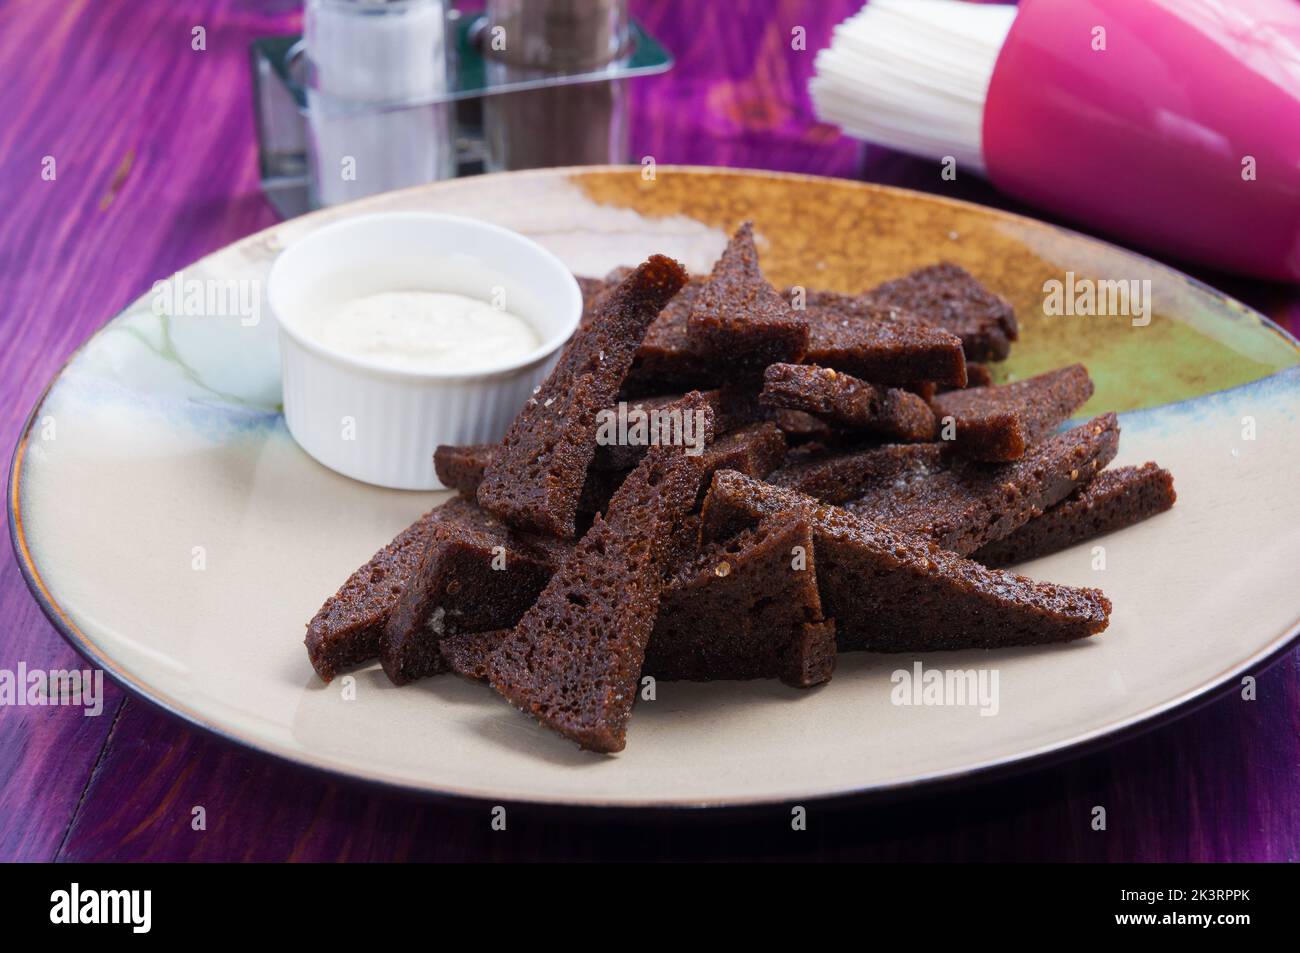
{"left": 2, "top": 0, "right": 1297, "bottom": 862}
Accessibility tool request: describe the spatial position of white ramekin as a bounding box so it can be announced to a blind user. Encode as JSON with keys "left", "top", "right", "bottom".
{"left": 267, "top": 212, "right": 582, "bottom": 490}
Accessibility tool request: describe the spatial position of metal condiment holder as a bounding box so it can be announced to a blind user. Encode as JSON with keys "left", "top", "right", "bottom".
{"left": 250, "top": 8, "right": 672, "bottom": 218}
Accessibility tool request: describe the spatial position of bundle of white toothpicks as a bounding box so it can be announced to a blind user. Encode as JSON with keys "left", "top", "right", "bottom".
{"left": 810, "top": 0, "right": 1018, "bottom": 175}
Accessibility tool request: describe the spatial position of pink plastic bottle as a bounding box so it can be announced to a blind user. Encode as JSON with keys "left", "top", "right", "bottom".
{"left": 982, "top": 0, "right": 1300, "bottom": 280}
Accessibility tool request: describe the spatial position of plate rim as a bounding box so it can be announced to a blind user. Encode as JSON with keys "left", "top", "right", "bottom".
{"left": 9, "top": 164, "right": 1300, "bottom": 809}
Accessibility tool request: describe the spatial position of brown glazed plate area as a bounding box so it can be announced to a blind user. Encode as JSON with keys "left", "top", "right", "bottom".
{"left": 10, "top": 167, "right": 1300, "bottom": 806}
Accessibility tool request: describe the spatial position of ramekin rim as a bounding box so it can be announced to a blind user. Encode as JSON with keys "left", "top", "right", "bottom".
{"left": 267, "top": 211, "right": 583, "bottom": 383}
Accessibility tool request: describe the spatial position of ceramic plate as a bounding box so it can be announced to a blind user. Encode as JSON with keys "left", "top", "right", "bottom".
{"left": 11, "top": 167, "right": 1300, "bottom": 807}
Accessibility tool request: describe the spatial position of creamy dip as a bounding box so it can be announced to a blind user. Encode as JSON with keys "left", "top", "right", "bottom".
{"left": 315, "top": 291, "right": 540, "bottom": 372}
